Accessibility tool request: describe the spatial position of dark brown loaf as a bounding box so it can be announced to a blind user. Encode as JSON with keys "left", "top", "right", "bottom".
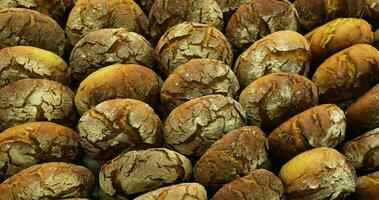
{"left": 0, "top": 162, "right": 94, "bottom": 200}
{"left": 0, "top": 8, "right": 65, "bottom": 56}
{"left": 99, "top": 148, "right": 192, "bottom": 198}
{"left": 164, "top": 95, "right": 246, "bottom": 157}
{"left": 194, "top": 126, "right": 269, "bottom": 187}
{"left": 346, "top": 84, "right": 379, "bottom": 133}
{"left": 239, "top": 73, "right": 319, "bottom": 131}
{"left": 78, "top": 99, "right": 162, "bottom": 161}
{"left": 211, "top": 169, "right": 284, "bottom": 200}
{"left": 75, "top": 64, "right": 161, "bottom": 115}
{"left": 226, "top": 0, "right": 299, "bottom": 50}
{"left": 148, "top": 0, "right": 223, "bottom": 40}
{"left": 234, "top": 31, "right": 311, "bottom": 88}
{"left": 70, "top": 28, "right": 154, "bottom": 82}
{"left": 0, "top": 46, "right": 71, "bottom": 88}
{"left": 0, "top": 122, "right": 80, "bottom": 180}
{"left": 268, "top": 104, "right": 346, "bottom": 162}
{"left": 312, "top": 44, "right": 379, "bottom": 104}
{"left": 134, "top": 183, "right": 207, "bottom": 200}
{"left": 279, "top": 148, "right": 356, "bottom": 200}
{"left": 342, "top": 127, "right": 379, "bottom": 171}
{"left": 354, "top": 171, "right": 379, "bottom": 200}
{"left": 161, "top": 59, "right": 240, "bottom": 112}
{"left": 154, "top": 22, "right": 233, "bottom": 76}
{"left": 305, "top": 18, "right": 374, "bottom": 63}
{"left": 0, "top": 79, "right": 76, "bottom": 131}
{"left": 66, "top": 0, "right": 148, "bottom": 46}
{"left": 0, "top": 0, "right": 73, "bottom": 24}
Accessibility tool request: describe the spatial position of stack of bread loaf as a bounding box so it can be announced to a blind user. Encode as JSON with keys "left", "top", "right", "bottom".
{"left": 0, "top": 0, "right": 378, "bottom": 199}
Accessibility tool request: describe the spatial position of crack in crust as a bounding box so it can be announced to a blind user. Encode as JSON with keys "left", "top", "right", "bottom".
{"left": 74, "top": 64, "right": 161, "bottom": 115}
{"left": 154, "top": 22, "right": 233, "bottom": 76}
{"left": 194, "top": 126, "right": 269, "bottom": 187}
{"left": 239, "top": 73, "right": 318, "bottom": 132}
{"left": 134, "top": 183, "right": 207, "bottom": 200}
{"left": 161, "top": 58, "right": 240, "bottom": 112}
{"left": 70, "top": 28, "right": 154, "bottom": 81}
{"left": 0, "top": 162, "right": 94, "bottom": 200}
{"left": 0, "top": 46, "right": 71, "bottom": 88}
{"left": 163, "top": 94, "right": 247, "bottom": 157}
{"left": 66, "top": 0, "right": 148, "bottom": 46}
{"left": 0, "top": 79, "right": 76, "bottom": 131}
{"left": 234, "top": 31, "right": 310, "bottom": 89}
{"left": 78, "top": 99, "right": 162, "bottom": 161}
{"left": 148, "top": 0, "right": 223, "bottom": 40}
{"left": 0, "top": 122, "right": 80, "bottom": 180}
{"left": 226, "top": 0, "right": 299, "bottom": 50}
{"left": 99, "top": 148, "right": 192, "bottom": 198}
{"left": 0, "top": 8, "right": 65, "bottom": 56}
{"left": 211, "top": 169, "right": 284, "bottom": 200}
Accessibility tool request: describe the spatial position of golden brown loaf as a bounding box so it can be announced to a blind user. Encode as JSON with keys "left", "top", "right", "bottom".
{"left": 134, "top": 183, "right": 207, "bottom": 200}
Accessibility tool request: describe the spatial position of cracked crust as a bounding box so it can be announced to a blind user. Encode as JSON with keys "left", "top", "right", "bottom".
{"left": 279, "top": 148, "right": 357, "bottom": 200}
{"left": 134, "top": 183, "right": 207, "bottom": 200}
{"left": 0, "top": 46, "right": 71, "bottom": 88}
{"left": 226, "top": 0, "right": 299, "bottom": 50}
{"left": 0, "top": 162, "right": 94, "bottom": 200}
{"left": 215, "top": 0, "right": 251, "bottom": 14}
{"left": 154, "top": 22, "right": 233, "bottom": 76}
{"left": 78, "top": 99, "right": 162, "bottom": 161}
{"left": 0, "top": 0, "right": 73, "bottom": 24}
{"left": 342, "top": 127, "right": 379, "bottom": 171}
{"left": 354, "top": 171, "right": 379, "bottom": 200}
{"left": 0, "top": 8, "right": 65, "bottom": 56}
{"left": 312, "top": 44, "right": 379, "bottom": 104}
{"left": 268, "top": 104, "right": 346, "bottom": 162}
{"left": 75, "top": 64, "right": 161, "bottom": 115}
{"left": 305, "top": 18, "right": 373, "bottom": 63}
{"left": 365, "top": 0, "right": 379, "bottom": 21}
{"left": 66, "top": 0, "right": 148, "bottom": 46}
{"left": 345, "top": 84, "right": 379, "bottom": 133}
{"left": 234, "top": 31, "right": 310, "bottom": 88}
{"left": 194, "top": 126, "right": 269, "bottom": 187}
{"left": 99, "top": 148, "right": 192, "bottom": 198}
{"left": 0, "top": 122, "right": 80, "bottom": 180}
{"left": 161, "top": 58, "right": 240, "bottom": 112}
{"left": 294, "top": 0, "right": 365, "bottom": 31}
{"left": 148, "top": 0, "right": 223, "bottom": 40}
{"left": 0, "top": 79, "right": 76, "bottom": 131}
{"left": 239, "top": 73, "right": 318, "bottom": 131}
{"left": 164, "top": 94, "right": 247, "bottom": 157}
{"left": 70, "top": 28, "right": 154, "bottom": 81}
{"left": 211, "top": 169, "right": 284, "bottom": 200}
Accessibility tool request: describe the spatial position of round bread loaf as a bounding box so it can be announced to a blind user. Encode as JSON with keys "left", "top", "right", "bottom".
{"left": 161, "top": 59, "right": 239, "bottom": 112}
{"left": 279, "top": 147, "right": 357, "bottom": 200}
{"left": 78, "top": 99, "right": 162, "bottom": 161}
{"left": 75, "top": 64, "right": 161, "bottom": 115}
{"left": 226, "top": 0, "right": 299, "bottom": 50}
{"left": 0, "top": 162, "right": 94, "bottom": 200}
{"left": 211, "top": 169, "right": 284, "bottom": 200}
{"left": 99, "top": 148, "right": 192, "bottom": 198}
{"left": 342, "top": 127, "right": 379, "bottom": 171}
{"left": 0, "top": 46, "right": 71, "bottom": 88}
{"left": 70, "top": 28, "right": 154, "bottom": 81}
{"left": 354, "top": 171, "right": 379, "bottom": 200}
{"left": 194, "top": 126, "right": 268, "bottom": 187}
{"left": 239, "top": 73, "right": 319, "bottom": 131}
{"left": 154, "top": 22, "right": 233, "bottom": 76}
{"left": 268, "top": 104, "right": 346, "bottom": 162}
{"left": 234, "top": 31, "right": 310, "bottom": 88}
{"left": 0, "top": 79, "right": 76, "bottom": 131}
{"left": 0, "top": 8, "right": 65, "bottom": 56}
{"left": 148, "top": 0, "right": 223, "bottom": 40}
{"left": 134, "top": 183, "right": 207, "bottom": 200}
{"left": 66, "top": 0, "right": 148, "bottom": 46}
{"left": 164, "top": 95, "right": 247, "bottom": 157}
